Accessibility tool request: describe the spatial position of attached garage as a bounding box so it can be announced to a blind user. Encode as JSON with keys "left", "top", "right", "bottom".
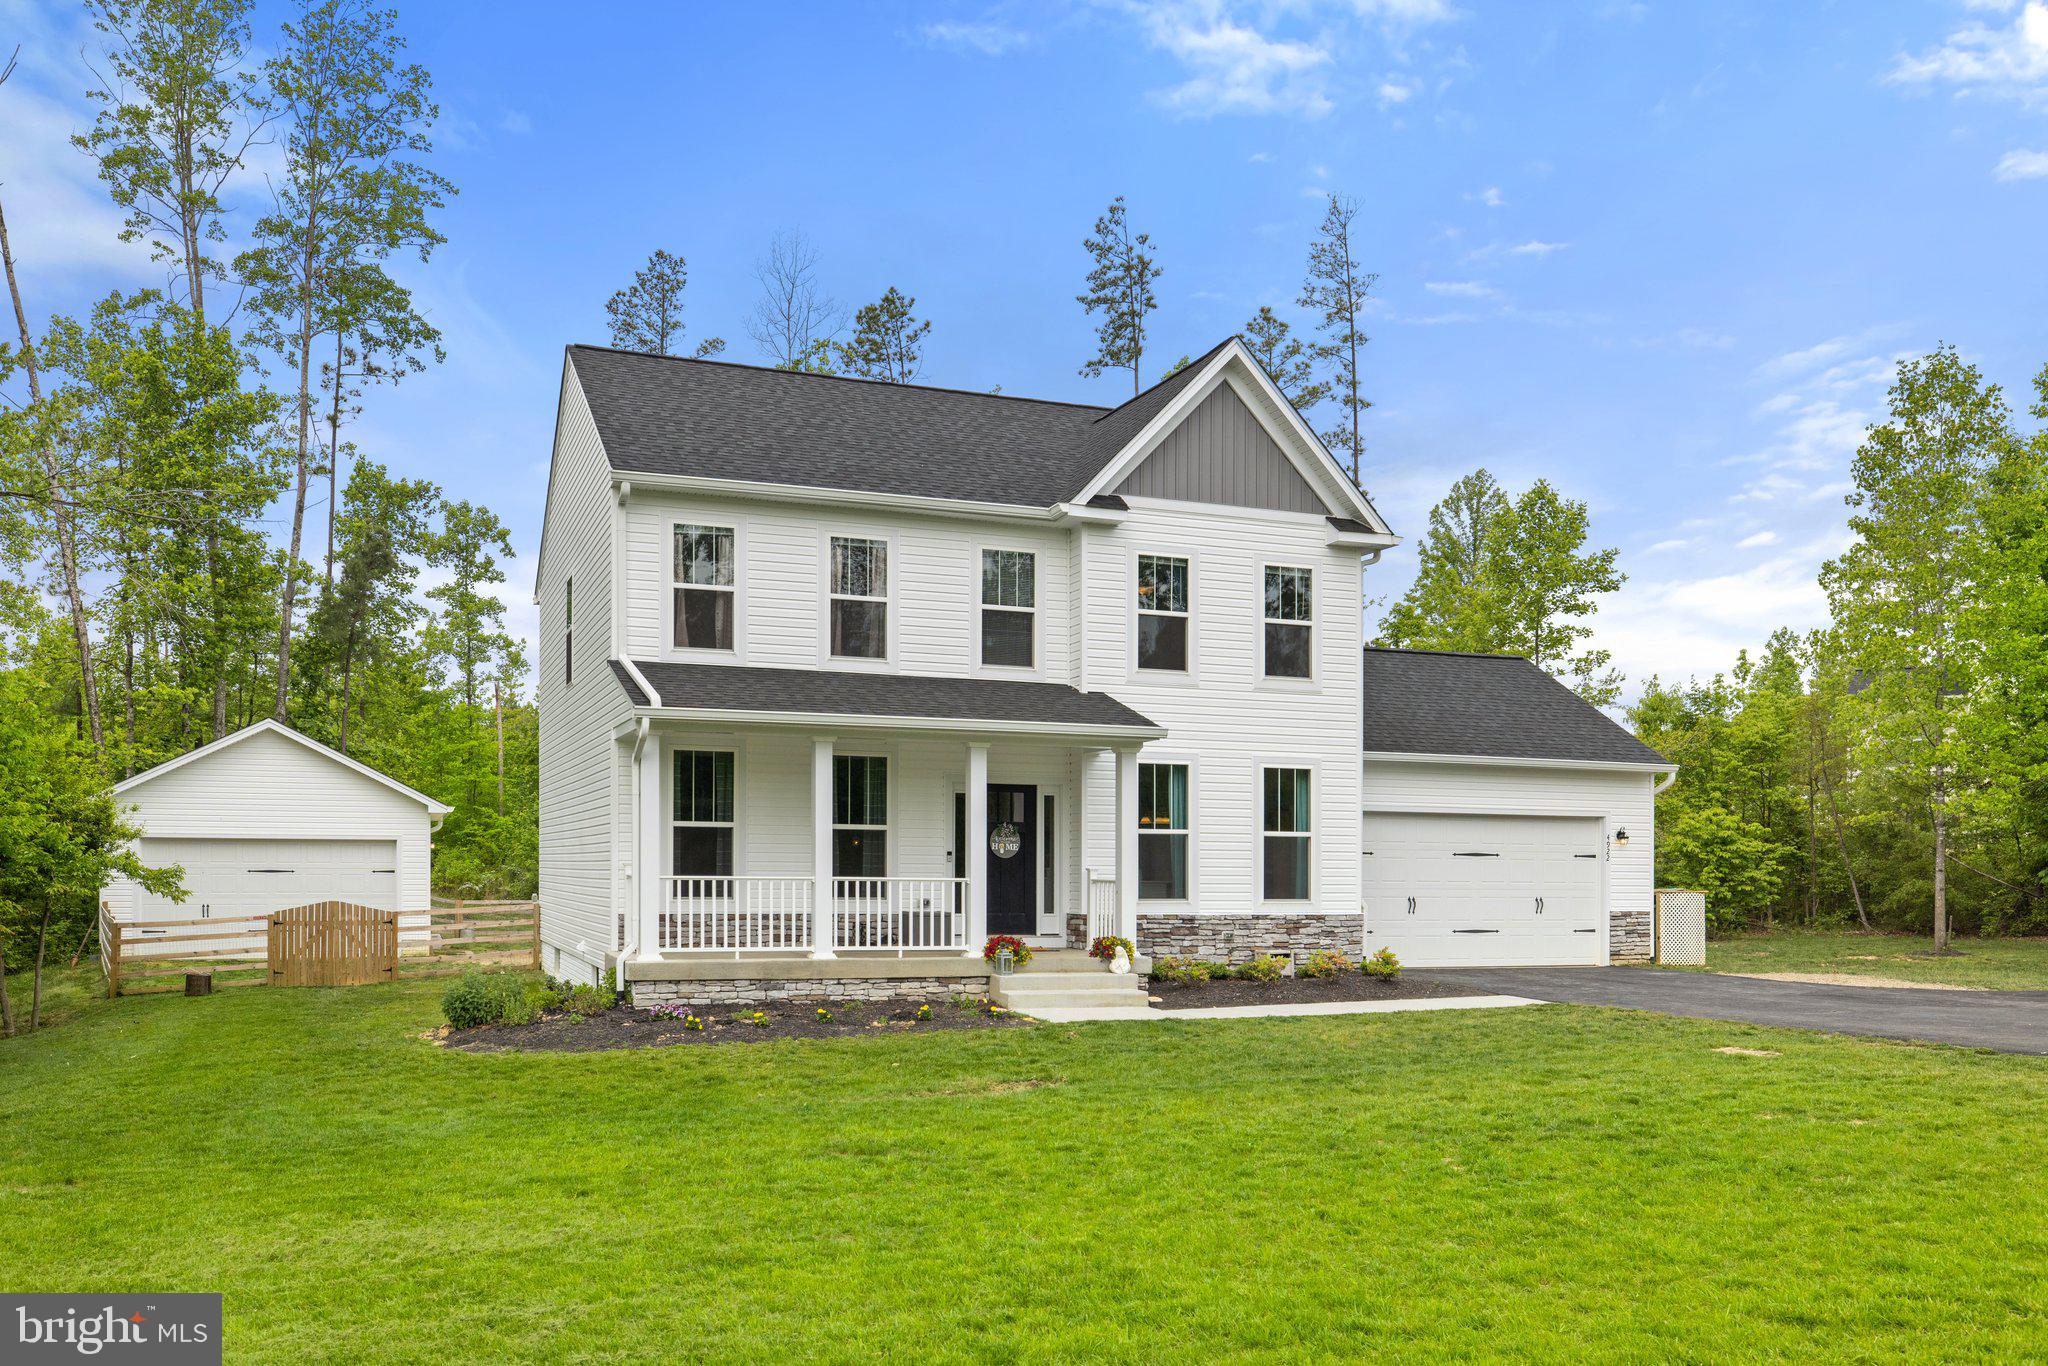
{"left": 105, "top": 720, "right": 451, "bottom": 955}
{"left": 1361, "top": 649, "right": 1675, "bottom": 968}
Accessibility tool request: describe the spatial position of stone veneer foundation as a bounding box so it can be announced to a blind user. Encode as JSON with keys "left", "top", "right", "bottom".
{"left": 1136, "top": 911, "right": 1366, "bottom": 964}
{"left": 1610, "top": 904, "right": 1651, "bottom": 963}
{"left": 630, "top": 975, "right": 981, "bottom": 1009}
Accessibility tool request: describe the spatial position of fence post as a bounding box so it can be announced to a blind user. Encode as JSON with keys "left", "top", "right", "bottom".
{"left": 103, "top": 905, "right": 121, "bottom": 999}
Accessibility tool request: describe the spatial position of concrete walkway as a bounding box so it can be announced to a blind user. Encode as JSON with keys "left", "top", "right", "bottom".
{"left": 1412, "top": 966, "right": 2048, "bottom": 1056}
{"left": 1012, "top": 994, "right": 1541, "bottom": 1024}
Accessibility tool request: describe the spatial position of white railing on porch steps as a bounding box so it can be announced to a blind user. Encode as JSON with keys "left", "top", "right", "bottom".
{"left": 832, "top": 878, "right": 968, "bottom": 954}
{"left": 660, "top": 877, "right": 814, "bottom": 953}
{"left": 1085, "top": 868, "right": 1119, "bottom": 946}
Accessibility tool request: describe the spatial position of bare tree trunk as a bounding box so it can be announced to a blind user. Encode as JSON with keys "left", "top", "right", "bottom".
{"left": 274, "top": 258, "right": 317, "bottom": 722}
{"left": 0, "top": 932, "right": 14, "bottom": 1038}
{"left": 0, "top": 193, "right": 105, "bottom": 752}
{"left": 1933, "top": 800, "right": 1950, "bottom": 954}
{"left": 29, "top": 903, "right": 52, "bottom": 1031}
{"left": 325, "top": 328, "right": 344, "bottom": 587}
{"left": 1823, "top": 779, "right": 1869, "bottom": 930}
{"left": 495, "top": 677, "right": 506, "bottom": 816}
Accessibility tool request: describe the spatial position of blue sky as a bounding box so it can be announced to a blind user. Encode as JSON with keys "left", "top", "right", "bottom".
{"left": 6, "top": 0, "right": 2046, "bottom": 697}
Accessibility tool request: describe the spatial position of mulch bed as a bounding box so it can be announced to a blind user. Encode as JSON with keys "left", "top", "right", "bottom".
{"left": 1145, "top": 969, "right": 1474, "bottom": 1010}
{"left": 441, "top": 996, "right": 1032, "bottom": 1053}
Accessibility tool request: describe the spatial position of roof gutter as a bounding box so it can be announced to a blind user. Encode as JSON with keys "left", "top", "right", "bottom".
{"left": 1653, "top": 770, "right": 1678, "bottom": 796}
{"left": 609, "top": 469, "right": 1060, "bottom": 523}
{"left": 1364, "top": 750, "right": 1678, "bottom": 775}
{"left": 617, "top": 657, "right": 661, "bottom": 709}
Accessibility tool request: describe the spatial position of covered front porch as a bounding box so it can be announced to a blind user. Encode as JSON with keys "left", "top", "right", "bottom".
{"left": 610, "top": 660, "right": 1166, "bottom": 978}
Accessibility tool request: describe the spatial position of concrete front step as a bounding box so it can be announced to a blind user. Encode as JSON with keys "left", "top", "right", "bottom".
{"left": 990, "top": 970, "right": 1151, "bottom": 1010}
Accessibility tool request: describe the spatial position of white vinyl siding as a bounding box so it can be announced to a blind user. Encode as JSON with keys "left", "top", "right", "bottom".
{"left": 537, "top": 366, "right": 633, "bottom": 977}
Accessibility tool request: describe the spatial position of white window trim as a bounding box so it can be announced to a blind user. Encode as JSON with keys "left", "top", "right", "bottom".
{"left": 820, "top": 529, "right": 898, "bottom": 671}
{"left": 974, "top": 543, "right": 1042, "bottom": 678}
{"left": 564, "top": 576, "right": 574, "bottom": 688}
{"left": 831, "top": 749, "right": 896, "bottom": 880}
{"left": 669, "top": 519, "right": 745, "bottom": 663}
{"left": 1255, "top": 759, "right": 1317, "bottom": 906}
{"left": 1128, "top": 548, "right": 1199, "bottom": 685}
{"left": 661, "top": 735, "right": 748, "bottom": 877}
{"left": 1135, "top": 753, "right": 1199, "bottom": 906}
{"left": 1256, "top": 561, "right": 1320, "bottom": 691}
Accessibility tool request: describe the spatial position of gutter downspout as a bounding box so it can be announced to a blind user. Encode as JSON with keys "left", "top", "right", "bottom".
{"left": 619, "top": 716, "right": 651, "bottom": 991}
{"left": 1653, "top": 770, "right": 1678, "bottom": 796}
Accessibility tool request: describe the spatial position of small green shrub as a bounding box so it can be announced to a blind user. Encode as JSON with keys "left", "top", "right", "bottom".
{"left": 736, "top": 1009, "right": 770, "bottom": 1028}
{"left": 1240, "top": 954, "right": 1287, "bottom": 983}
{"left": 915, "top": 1003, "right": 933, "bottom": 1021}
{"left": 1152, "top": 955, "right": 1212, "bottom": 985}
{"left": 441, "top": 970, "right": 535, "bottom": 1028}
{"left": 1299, "top": 949, "right": 1353, "bottom": 979}
{"left": 1364, "top": 947, "right": 1402, "bottom": 979}
{"left": 564, "top": 982, "right": 615, "bottom": 1017}
{"left": 816, "top": 1006, "right": 835, "bottom": 1022}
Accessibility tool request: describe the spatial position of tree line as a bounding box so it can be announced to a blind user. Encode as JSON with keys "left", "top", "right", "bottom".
{"left": 604, "top": 192, "right": 1382, "bottom": 487}
{"left": 0, "top": 0, "right": 533, "bottom": 1031}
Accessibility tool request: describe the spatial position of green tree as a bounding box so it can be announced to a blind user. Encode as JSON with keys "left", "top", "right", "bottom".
{"left": 75, "top": 0, "right": 265, "bottom": 324}
{"left": 1299, "top": 192, "right": 1375, "bottom": 485}
{"left": 1240, "top": 305, "right": 1325, "bottom": 412}
{"left": 1379, "top": 471, "right": 1624, "bottom": 705}
{"left": 606, "top": 248, "right": 723, "bottom": 358}
{"left": 837, "top": 286, "right": 929, "bottom": 383}
{"left": 1821, "top": 347, "right": 2011, "bottom": 952}
{"left": 1077, "top": 196, "right": 1161, "bottom": 397}
{"left": 235, "top": 0, "right": 451, "bottom": 723}
{"left": 424, "top": 499, "right": 515, "bottom": 713}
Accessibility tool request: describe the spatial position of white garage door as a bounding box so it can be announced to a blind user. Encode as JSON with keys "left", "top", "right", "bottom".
{"left": 1362, "top": 813, "right": 1605, "bottom": 967}
{"left": 130, "top": 837, "right": 398, "bottom": 932}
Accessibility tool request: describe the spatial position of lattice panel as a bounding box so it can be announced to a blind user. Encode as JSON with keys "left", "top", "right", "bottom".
{"left": 1655, "top": 888, "right": 1707, "bottom": 966}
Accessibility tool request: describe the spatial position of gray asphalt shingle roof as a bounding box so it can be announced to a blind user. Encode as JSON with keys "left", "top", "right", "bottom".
{"left": 567, "top": 340, "right": 1230, "bottom": 508}
{"left": 610, "top": 660, "right": 1161, "bottom": 734}
{"left": 1362, "top": 647, "right": 1669, "bottom": 766}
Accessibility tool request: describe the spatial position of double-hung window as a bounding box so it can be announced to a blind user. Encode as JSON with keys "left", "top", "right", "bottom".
{"left": 832, "top": 755, "right": 888, "bottom": 877}
{"left": 1136, "top": 554, "right": 1190, "bottom": 672}
{"left": 1137, "top": 762, "right": 1189, "bottom": 900}
{"left": 1263, "top": 566, "right": 1313, "bottom": 679}
{"left": 980, "top": 549, "right": 1035, "bottom": 668}
{"left": 1262, "top": 767, "right": 1312, "bottom": 900}
{"left": 674, "top": 525, "right": 735, "bottom": 650}
{"left": 830, "top": 536, "right": 888, "bottom": 660}
{"left": 672, "top": 750, "right": 735, "bottom": 877}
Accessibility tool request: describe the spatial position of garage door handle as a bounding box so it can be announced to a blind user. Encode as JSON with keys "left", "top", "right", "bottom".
{"left": 1535, "top": 896, "right": 1544, "bottom": 914}
{"left": 1406, "top": 896, "right": 1416, "bottom": 915}
{"left": 1452, "top": 929, "right": 1499, "bottom": 934}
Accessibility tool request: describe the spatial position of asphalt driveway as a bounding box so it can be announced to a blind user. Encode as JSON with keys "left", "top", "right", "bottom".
{"left": 1412, "top": 966, "right": 2048, "bottom": 1056}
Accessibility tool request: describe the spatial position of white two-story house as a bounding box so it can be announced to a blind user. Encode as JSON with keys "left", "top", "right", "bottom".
{"left": 535, "top": 337, "right": 1672, "bottom": 1005}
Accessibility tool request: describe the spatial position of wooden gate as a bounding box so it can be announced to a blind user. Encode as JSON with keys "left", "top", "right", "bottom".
{"left": 267, "top": 902, "right": 399, "bottom": 987}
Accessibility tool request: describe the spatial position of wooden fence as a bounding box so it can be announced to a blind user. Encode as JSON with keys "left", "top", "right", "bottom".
{"left": 101, "top": 900, "right": 539, "bottom": 997}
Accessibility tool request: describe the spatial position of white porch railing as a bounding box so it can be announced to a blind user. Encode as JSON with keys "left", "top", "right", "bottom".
{"left": 660, "top": 877, "right": 814, "bottom": 954}
{"left": 1084, "top": 867, "right": 1120, "bottom": 945}
{"left": 832, "top": 877, "right": 968, "bottom": 954}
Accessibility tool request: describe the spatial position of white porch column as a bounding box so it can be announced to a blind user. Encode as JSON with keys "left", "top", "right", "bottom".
{"left": 638, "top": 733, "right": 664, "bottom": 957}
{"left": 1114, "top": 746, "right": 1140, "bottom": 943}
{"left": 965, "top": 741, "right": 990, "bottom": 956}
{"left": 811, "top": 736, "right": 836, "bottom": 959}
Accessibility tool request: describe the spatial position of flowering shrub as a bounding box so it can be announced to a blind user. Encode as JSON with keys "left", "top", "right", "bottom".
{"left": 1298, "top": 949, "right": 1354, "bottom": 979}
{"left": 737, "top": 1009, "right": 770, "bottom": 1027}
{"left": 1364, "top": 947, "right": 1402, "bottom": 979}
{"left": 1151, "top": 955, "right": 1213, "bottom": 984}
{"left": 682, "top": 1013, "right": 703, "bottom": 1031}
{"left": 645, "top": 1002, "right": 707, "bottom": 1030}
{"left": 982, "top": 934, "right": 1034, "bottom": 968}
{"left": 915, "top": 1003, "right": 933, "bottom": 1021}
{"left": 1088, "top": 935, "right": 1136, "bottom": 963}
{"left": 816, "top": 1006, "right": 835, "bottom": 1022}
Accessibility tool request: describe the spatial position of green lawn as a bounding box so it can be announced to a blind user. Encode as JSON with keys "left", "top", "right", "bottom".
{"left": 3, "top": 972, "right": 2046, "bottom": 1361}
{"left": 1695, "top": 931, "right": 2048, "bottom": 991}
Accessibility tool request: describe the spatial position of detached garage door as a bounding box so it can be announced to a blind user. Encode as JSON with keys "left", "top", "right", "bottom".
{"left": 130, "top": 838, "right": 399, "bottom": 927}
{"left": 1362, "top": 813, "right": 1605, "bottom": 967}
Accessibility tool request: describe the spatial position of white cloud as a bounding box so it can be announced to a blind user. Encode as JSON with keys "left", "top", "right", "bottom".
{"left": 1478, "top": 185, "right": 1504, "bottom": 207}
{"left": 1645, "top": 539, "right": 1693, "bottom": 554}
{"left": 0, "top": 80, "right": 161, "bottom": 281}
{"left": 498, "top": 110, "right": 533, "bottom": 135}
{"left": 1995, "top": 146, "right": 2048, "bottom": 176}
{"left": 919, "top": 20, "right": 1032, "bottom": 55}
{"left": 1376, "top": 77, "right": 1417, "bottom": 106}
{"left": 1888, "top": 1, "right": 2048, "bottom": 103}
{"left": 1735, "top": 530, "right": 1778, "bottom": 549}
{"left": 1248, "top": 150, "right": 1274, "bottom": 162}
{"left": 1144, "top": 9, "right": 1334, "bottom": 118}
{"left": 1423, "top": 279, "right": 1496, "bottom": 298}
{"left": 1465, "top": 238, "right": 1569, "bottom": 262}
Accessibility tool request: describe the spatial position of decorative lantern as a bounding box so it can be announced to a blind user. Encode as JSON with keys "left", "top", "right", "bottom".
{"left": 1614, "top": 827, "right": 1630, "bottom": 847}
{"left": 994, "top": 948, "right": 1015, "bottom": 977}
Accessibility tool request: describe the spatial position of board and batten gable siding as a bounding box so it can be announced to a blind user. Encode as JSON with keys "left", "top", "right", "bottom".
{"left": 538, "top": 366, "right": 632, "bottom": 979}
{"left": 105, "top": 725, "right": 434, "bottom": 914}
{"left": 1080, "top": 501, "right": 1366, "bottom": 917}
{"left": 1111, "top": 381, "right": 1327, "bottom": 515}
{"left": 1360, "top": 759, "right": 1658, "bottom": 963}
{"left": 621, "top": 491, "right": 1079, "bottom": 682}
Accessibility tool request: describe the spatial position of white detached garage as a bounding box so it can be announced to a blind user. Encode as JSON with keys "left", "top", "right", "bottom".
{"left": 1360, "top": 649, "right": 1676, "bottom": 968}
{"left": 104, "top": 720, "right": 451, "bottom": 952}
